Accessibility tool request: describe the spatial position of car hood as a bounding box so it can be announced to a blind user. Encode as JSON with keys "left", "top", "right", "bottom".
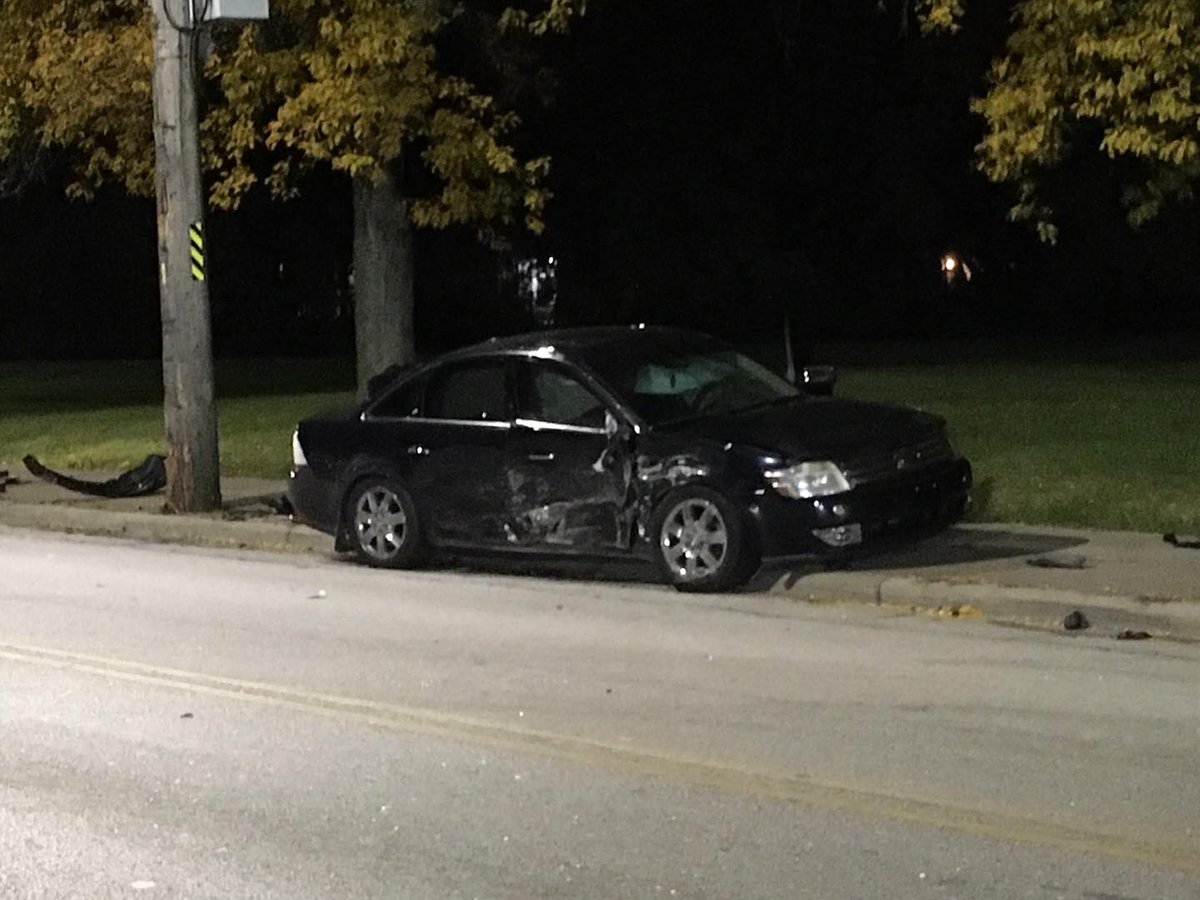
{"left": 664, "top": 396, "right": 944, "bottom": 462}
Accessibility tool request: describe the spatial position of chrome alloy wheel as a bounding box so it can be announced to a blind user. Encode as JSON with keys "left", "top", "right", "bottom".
{"left": 659, "top": 497, "right": 729, "bottom": 582}
{"left": 353, "top": 486, "right": 408, "bottom": 562}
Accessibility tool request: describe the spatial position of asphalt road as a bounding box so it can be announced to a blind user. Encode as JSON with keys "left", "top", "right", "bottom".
{"left": 1, "top": 528, "right": 1198, "bottom": 899}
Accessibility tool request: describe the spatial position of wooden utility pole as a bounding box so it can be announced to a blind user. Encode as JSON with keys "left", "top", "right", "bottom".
{"left": 353, "top": 170, "right": 415, "bottom": 398}
{"left": 150, "top": 0, "right": 222, "bottom": 512}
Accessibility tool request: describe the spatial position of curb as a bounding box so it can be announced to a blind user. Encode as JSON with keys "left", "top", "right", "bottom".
{"left": 0, "top": 501, "right": 328, "bottom": 556}
{"left": 787, "top": 575, "right": 1200, "bottom": 642}
{"left": 877, "top": 576, "right": 1191, "bottom": 638}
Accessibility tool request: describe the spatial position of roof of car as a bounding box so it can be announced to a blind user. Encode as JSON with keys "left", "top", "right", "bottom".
{"left": 454, "top": 325, "right": 709, "bottom": 357}
{"left": 364, "top": 327, "right": 713, "bottom": 401}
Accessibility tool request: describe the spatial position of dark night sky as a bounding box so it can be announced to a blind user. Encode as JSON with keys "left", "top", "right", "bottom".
{"left": 3, "top": 0, "right": 1199, "bottom": 360}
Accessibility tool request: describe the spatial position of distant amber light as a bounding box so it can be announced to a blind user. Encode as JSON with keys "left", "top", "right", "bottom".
{"left": 940, "top": 252, "right": 972, "bottom": 283}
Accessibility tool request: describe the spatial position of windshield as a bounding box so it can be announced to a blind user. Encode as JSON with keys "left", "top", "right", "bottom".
{"left": 579, "top": 336, "right": 800, "bottom": 426}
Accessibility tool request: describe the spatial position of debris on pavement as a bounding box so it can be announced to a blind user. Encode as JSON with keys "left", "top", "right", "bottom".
{"left": 23, "top": 453, "right": 166, "bottom": 499}
{"left": 180, "top": 712, "right": 194, "bottom": 719}
{"left": 223, "top": 493, "right": 294, "bottom": 521}
{"left": 1116, "top": 630, "right": 1152, "bottom": 641}
{"left": 1062, "top": 610, "right": 1090, "bottom": 631}
{"left": 267, "top": 494, "right": 294, "bottom": 516}
{"left": 1027, "top": 552, "right": 1092, "bottom": 570}
{"left": 932, "top": 603, "right": 981, "bottom": 619}
{"left": 1163, "top": 532, "right": 1200, "bottom": 549}
{"left": 0, "top": 469, "right": 15, "bottom": 492}
{"left": 1136, "top": 594, "right": 1183, "bottom": 605}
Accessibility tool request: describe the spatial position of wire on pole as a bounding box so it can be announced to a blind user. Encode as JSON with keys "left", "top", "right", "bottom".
{"left": 160, "top": 0, "right": 192, "bottom": 33}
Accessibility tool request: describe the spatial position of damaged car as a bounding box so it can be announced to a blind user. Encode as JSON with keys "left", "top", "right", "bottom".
{"left": 289, "top": 326, "right": 971, "bottom": 592}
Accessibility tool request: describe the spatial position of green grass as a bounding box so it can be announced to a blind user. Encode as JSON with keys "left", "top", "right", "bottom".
{"left": 838, "top": 361, "right": 1200, "bottom": 533}
{"left": 0, "top": 359, "right": 354, "bottom": 479}
{"left": 3, "top": 354, "right": 1199, "bottom": 532}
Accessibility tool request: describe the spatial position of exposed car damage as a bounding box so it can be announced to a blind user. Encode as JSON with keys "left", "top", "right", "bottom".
{"left": 498, "top": 450, "right": 731, "bottom": 554}
{"left": 289, "top": 326, "right": 972, "bottom": 591}
{"left": 503, "top": 436, "right": 637, "bottom": 549}
{"left": 636, "top": 454, "right": 713, "bottom": 490}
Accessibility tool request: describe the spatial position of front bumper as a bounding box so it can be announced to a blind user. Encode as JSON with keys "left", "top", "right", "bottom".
{"left": 751, "top": 458, "right": 972, "bottom": 559}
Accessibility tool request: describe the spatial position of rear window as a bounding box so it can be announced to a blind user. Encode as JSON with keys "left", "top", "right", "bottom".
{"left": 370, "top": 376, "right": 426, "bottom": 418}
{"left": 425, "top": 361, "right": 509, "bottom": 422}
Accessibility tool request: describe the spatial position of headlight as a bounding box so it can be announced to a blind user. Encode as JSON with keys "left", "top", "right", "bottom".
{"left": 763, "top": 461, "right": 850, "bottom": 499}
{"left": 292, "top": 429, "right": 308, "bottom": 468}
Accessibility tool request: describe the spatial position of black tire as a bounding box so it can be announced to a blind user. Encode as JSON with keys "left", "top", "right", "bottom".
{"left": 649, "top": 485, "right": 760, "bottom": 592}
{"left": 343, "top": 477, "right": 424, "bottom": 569}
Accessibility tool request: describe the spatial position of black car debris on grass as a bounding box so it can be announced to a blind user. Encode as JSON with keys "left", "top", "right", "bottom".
{"left": 289, "top": 326, "right": 972, "bottom": 592}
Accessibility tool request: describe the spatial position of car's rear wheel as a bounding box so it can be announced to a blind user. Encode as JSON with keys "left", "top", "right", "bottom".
{"left": 651, "top": 486, "right": 758, "bottom": 592}
{"left": 344, "top": 477, "right": 424, "bottom": 569}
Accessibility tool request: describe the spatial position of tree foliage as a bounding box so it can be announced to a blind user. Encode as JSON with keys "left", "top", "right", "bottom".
{"left": 924, "top": 0, "right": 1200, "bottom": 239}
{"left": 0, "top": 1, "right": 151, "bottom": 197}
{"left": 205, "top": 0, "right": 578, "bottom": 234}
{"left": 915, "top": 0, "right": 965, "bottom": 35}
{"left": 0, "top": 0, "right": 580, "bottom": 232}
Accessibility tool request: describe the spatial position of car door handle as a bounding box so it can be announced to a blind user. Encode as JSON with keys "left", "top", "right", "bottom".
{"left": 527, "top": 452, "right": 556, "bottom": 463}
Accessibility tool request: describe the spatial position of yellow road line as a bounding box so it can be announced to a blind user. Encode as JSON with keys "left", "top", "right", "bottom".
{"left": 2, "top": 641, "right": 1197, "bottom": 875}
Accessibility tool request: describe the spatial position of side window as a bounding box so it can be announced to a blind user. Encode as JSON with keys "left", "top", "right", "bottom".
{"left": 370, "top": 375, "right": 426, "bottom": 419}
{"left": 425, "top": 361, "right": 510, "bottom": 422}
{"left": 519, "top": 362, "right": 608, "bottom": 430}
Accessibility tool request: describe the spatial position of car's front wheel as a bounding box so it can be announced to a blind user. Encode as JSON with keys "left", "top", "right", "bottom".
{"left": 650, "top": 486, "right": 759, "bottom": 592}
{"left": 343, "top": 477, "right": 424, "bottom": 569}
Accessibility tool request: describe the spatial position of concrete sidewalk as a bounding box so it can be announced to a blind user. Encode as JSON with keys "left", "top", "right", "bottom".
{"left": 3, "top": 465, "right": 1199, "bottom": 642}
{"left": 0, "top": 466, "right": 323, "bottom": 555}
{"left": 754, "top": 523, "right": 1200, "bottom": 641}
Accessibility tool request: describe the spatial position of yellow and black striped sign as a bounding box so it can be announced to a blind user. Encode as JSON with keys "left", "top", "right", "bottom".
{"left": 189, "top": 222, "right": 206, "bottom": 282}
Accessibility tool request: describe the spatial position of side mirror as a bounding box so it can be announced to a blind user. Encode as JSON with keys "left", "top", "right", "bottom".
{"left": 800, "top": 365, "right": 837, "bottom": 397}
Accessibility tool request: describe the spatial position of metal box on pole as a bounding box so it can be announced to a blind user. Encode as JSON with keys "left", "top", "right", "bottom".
{"left": 202, "top": 0, "right": 269, "bottom": 21}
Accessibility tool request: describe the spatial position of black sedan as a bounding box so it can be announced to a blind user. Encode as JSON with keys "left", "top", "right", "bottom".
{"left": 289, "top": 326, "right": 971, "bottom": 591}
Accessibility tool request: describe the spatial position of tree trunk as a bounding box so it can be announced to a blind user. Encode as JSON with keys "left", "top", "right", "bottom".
{"left": 150, "top": 0, "right": 222, "bottom": 513}
{"left": 352, "top": 170, "right": 416, "bottom": 398}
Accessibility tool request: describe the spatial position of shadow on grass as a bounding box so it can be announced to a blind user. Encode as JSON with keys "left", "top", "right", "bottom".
{"left": 0, "top": 358, "right": 356, "bottom": 416}
{"left": 968, "top": 477, "right": 995, "bottom": 521}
